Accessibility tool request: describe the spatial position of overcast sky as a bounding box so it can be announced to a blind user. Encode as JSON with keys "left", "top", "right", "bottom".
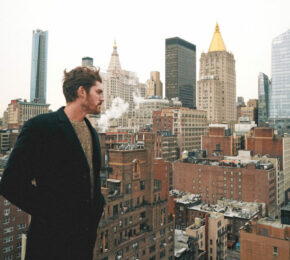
{"left": 0, "top": 0, "right": 289, "bottom": 114}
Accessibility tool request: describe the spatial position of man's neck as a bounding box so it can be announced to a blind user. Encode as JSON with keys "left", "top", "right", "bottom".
{"left": 64, "top": 103, "right": 87, "bottom": 122}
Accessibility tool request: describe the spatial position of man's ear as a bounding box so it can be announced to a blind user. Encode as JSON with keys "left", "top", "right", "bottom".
{"left": 77, "top": 86, "right": 86, "bottom": 98}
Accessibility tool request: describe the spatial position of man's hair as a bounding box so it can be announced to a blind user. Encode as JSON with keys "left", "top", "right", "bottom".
{"left": 63, "top": 66, "right": 102, "bottom": 102}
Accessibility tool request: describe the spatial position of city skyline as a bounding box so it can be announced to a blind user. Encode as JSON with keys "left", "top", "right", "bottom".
{"left": 1, "top": 0, "right": 290, "bottom": 115}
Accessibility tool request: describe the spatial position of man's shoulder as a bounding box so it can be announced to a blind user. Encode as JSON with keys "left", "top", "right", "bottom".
{"left": 24, "top": 110, "right": 60, "bottom": 130}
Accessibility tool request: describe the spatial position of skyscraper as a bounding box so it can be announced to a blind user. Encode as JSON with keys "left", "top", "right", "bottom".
{"left": 30, "top": 29, "right": 48, "bottom": 104}
{"left": 146, "top": 71, "right": 163, "bottom": 98}
{"left": 269, "top": 29, "right": 290, "bottom": 134}
{"left": 165, "top": 37, "right": 196, "bottom": 108}
{"left": 258, "top": 72, "right": 271, "bottom": 126}
{"left": 197, "top": 23, "right": 236, "bottom": 123}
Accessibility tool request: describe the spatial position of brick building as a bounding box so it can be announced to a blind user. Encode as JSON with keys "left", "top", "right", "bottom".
{"left": 202, "top": 127, "right": 242, "bottom": 156}
{"left": 0, "top": 193, "right": 29, "bottom": 260}
{"left": 240, "top": 218, "right": 290, "bottom": 260}
{"left": 154, "top": 131, "right": 179, "bottom": 162}
{"left": 172, "top": 157, "right": 276, "bottom": 216}
{"left": 245, "top": 127, "right": 282, "bottom": 161}
{"left": 94, "top": 148, "right": 175, "bottom": 260}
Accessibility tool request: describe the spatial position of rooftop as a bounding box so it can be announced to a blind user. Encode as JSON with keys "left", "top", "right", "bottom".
{"left": 189, "top": 199, "right": 264, "bottom": 219}
{"left": 257, "top": 218, "right": 290, "bottom": 229}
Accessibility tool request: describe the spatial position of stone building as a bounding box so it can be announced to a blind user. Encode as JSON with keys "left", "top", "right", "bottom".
{"left": 101, "top": 41, "right": 147, "bottom": 129}
{"left": 146, "top": 71, "right": 163, "bottom": 98}
{"left": 153, "top": 107, "right": 208, "bottom": 156}
{"left": 6, "top": 99, "right": 49, "bottom": 129}
{"left": 197, "top": 23, "right": 236, "bottom": 124}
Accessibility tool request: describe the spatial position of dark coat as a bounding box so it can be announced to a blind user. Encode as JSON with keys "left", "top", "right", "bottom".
{"left": 0, "top": 107, "right": 105, "bottom": 260}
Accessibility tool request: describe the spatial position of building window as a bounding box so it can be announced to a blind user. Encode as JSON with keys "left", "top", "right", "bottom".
{"left": 273, "top": 246, "right": 278, "bottom": 256}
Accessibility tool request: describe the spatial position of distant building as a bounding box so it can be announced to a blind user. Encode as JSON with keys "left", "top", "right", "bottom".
{"left": 30, "top": 29, "right": 48, "bottom": 104}
{"left": 146, "top": 71, "right": 163, "bottom": 98}
{"left": 165, "top": 37, "right": 196, "bottom": 109}
{"left": 173, "top": 151, "right": 276, "bottom": 216}
{"left": 240, "top": 99, "right": 258, "bottom": 124}
{"left": 235, "top": 118, "right": 257, "bottom": 136}
{"left": 132, "top": 98, "right": 181, "bottom": 130}
{"left": 237, "top": 96, "right": 246, "bottom": 122}
{"left": 197, "top": 23, "right": 236, "bottom": 124}
{"left": 202, "top": 127, "right": 242, "bottom": 156}
{"left": 258, "top": 73, "right": 271, "bottom": 126}
{"left": 101, "top": 41, "right": 146, "bottom": 129}
{"left": 237, "top": 97, "right": 245, "bottom": 106}
{"left": 82, "top": 56, "right": 94, "bottom": 67}
{"left": 269, "top": 29, "right": 290, "bottom": 135}
{"left": 240, "top": 217, "right": 290, "bottom": 260}
{"left": 245, "top": 127, "right": 282, "bottom": 162}
{"left": 6, "top": 99, "right": 50, "bottom": 129}
{"left": 153, "top": 107, "right": 208, "bottom": 155}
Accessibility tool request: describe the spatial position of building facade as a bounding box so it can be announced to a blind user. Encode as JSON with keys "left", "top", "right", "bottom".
{"left": 173, "top": 158, "right": 276, "bottom": 216}
{"left": 202, "top": 127, "right": 242, "bottom": 156}
{"left": 240, "top": 218, "right": 290, "bottom": 260}
{"left": 30, "top": 29, "right": 48, "bottom": 104}
{"left": 82, "top": 57, "right": 94, "bottom": 67}
{"left": 165, "top": 37, "right": 196, "bottom": 109}
{"left": 0, "top": 196, "right": 29, "bottom": 260}
{"left": 6, "top": 99, "right": 50, "bottom": 129}
{"left": 197, "top": 23, "right": 236, "bottom": 124}
{"left": 133, "top": 98, "right": 181, "bottom": 130}
{"left": 258, "top": 73, "right": 271, "bottom": 126}
{"left": 153, "top": 107, "right": 208, "bottom": 155}
{"left": 146, "top": 71, "right": 163, "bottom": 98}
{"left": 94, "top": 149, "right": 175, "bottom": 260}
{"left": 101, "top": 42, "right": 146, "bottom": 129}
{"left": 269, "top": 29, "right": 290, "bottom": 134}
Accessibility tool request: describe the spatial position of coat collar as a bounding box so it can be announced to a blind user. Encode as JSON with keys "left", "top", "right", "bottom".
{"left": 56, "top": 107, "right": 101, "bottom": 172}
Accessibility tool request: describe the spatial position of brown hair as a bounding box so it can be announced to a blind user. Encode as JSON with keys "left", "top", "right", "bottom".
{"left": 63, "top": 66, "right": 102, "bottom": 102}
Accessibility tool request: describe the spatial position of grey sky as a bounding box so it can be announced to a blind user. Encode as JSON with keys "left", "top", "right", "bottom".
{"left": 0, "top": 0, "right": 289, "bottom": 114}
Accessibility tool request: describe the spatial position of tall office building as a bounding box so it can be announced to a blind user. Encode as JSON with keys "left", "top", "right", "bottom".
{"left": 165, "top": 37, "right": 196, "bottom": 108}
{"left": 30, "top": 29, "right": 48, "bottom": 104}
{"left": 146, "top": 71, "right": 163, "bottom": 98}
{"left": 269, "top": 29, "right": 290, "bottom": 134}
{"left": 258, "top": 72, "right": 271, "bottom": 126}
{"left": 197, "top": 23, "right": 236, "bottom": 123}
{"left": 82, "top": 57, "right": 94, "bottom": 68}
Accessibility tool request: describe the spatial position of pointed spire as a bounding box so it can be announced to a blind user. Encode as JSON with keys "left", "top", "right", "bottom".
{"left": 108, "top": 40, "right": 122, "bottom": 73}
{"left": 208, "top": 22, "right": 226, "bottom": 52}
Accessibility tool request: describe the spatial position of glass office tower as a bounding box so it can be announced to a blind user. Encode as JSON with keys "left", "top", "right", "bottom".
{"left": 165, "top": 37, "right": 196, "bottom": 109}
{"left": 269, "top": 29, "right": 290, "bottom": 134}
{"left": 30, "top": 29, "right": 48, "bottom": 104}
{"left": 258, "top": 72, "right": 271, "bottom": 126}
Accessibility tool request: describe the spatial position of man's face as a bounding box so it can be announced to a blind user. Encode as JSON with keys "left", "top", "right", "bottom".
{"left": 82, "top": 81, "right": 104, "bottom": 115}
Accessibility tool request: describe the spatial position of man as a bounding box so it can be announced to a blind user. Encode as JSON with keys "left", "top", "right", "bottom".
{"left": 0, "top": 67, "right": 105, "bottom": 260}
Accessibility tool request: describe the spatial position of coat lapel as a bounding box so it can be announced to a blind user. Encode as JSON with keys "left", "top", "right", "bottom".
{"left": 56, "top": 107, "right": 90, "bottom": 173}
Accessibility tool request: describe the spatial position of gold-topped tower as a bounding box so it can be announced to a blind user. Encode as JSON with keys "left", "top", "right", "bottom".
{"left": 208, "top": 22, "right": 226, "bottom": 52}
{"left": 197, "top": 23, "right": 236, "bottom": 124}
